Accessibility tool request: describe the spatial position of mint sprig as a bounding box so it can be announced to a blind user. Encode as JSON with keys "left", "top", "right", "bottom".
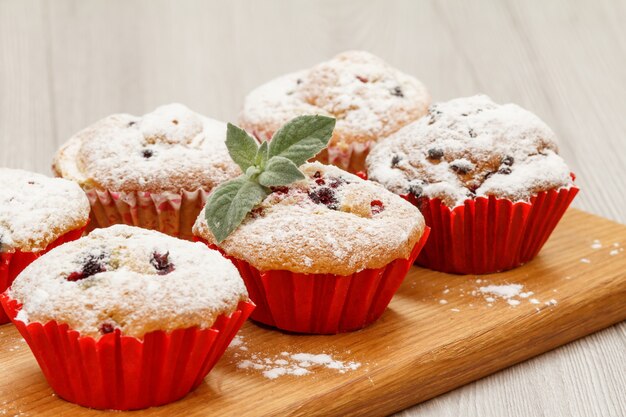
{"left": 205, "top": 115, "right": 336, "bottom": 243}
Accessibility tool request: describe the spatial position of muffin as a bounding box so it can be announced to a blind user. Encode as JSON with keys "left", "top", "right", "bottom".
{"left": 0, "top": 168, "right": 89, "bottom": 324}
{"left": 239, "top": 51, "right": 430, "bottom": 173}
{"left": 366, "top": 95, "right": 578, "bottom": 274}
{"left": 193, "top": 162, "right": 429, "bottom": 334}
{"left": 53, "top": 103, "right": 241, "bottom": 240}
{"left": 1, "top": 225, "right": 253, "bottom": 410}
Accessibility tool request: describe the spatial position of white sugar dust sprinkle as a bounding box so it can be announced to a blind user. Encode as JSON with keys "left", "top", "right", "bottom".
{"left": 228, "top": 336, "right": 361, "bottom": 379}
{"left": 439, "top": 299, "right": 448, "bottom": 305}
{"left": 229, "top": 335, "right": 244, "bottom": 348}
{"left": 479, "top": 284, "right": 523, "bottom": 299}
{"left": 609, "top": 244, "right": 623, "bottom": 256}
{"left": 451, "top": 308, "right": 460, "bottom": 313}
{"left": 477, "top": 283, "right": 554, "bottom": 308}
{"left": 591, "top": 240, "right": 602, "bottom": 250}
{"left": 580, "top": 258, "right": 591, "bottom": 264}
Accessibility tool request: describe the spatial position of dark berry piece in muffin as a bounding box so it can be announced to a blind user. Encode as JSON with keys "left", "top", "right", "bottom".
{"left": 99, "top": 322, "right": 116, "bottom": 335}
{"left": 67, "top": 253, "right": 107, "bottom": 282}
{"left": 427, "top": 148, "right": 444, "bottom": 160}
{"left": 391, "top": 86, "right": 404, "bottom": 97}
{"left": 151, "top": 251, "right": 175, "bottom": 275}
{"left": 309, "top": 187, "right": 339, "bottom": 210}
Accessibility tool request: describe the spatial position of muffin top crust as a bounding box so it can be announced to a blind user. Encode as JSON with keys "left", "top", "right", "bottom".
{"left": 366, "top": 95, "right": 574, "bottom": 207}
{"left": 0, "top": 168, "right": 90, "bottom": 253}
{"left": 53, "top": 103, "right": 241, "bottom": 193}
{"left": 239, "top": 51, "right": 430, "bottom": 148}
{"left": 8, "top": 225, "right": 248, "bottom": 339}
{"left": 193, "top": 162, "right": 425, "bottom": 275}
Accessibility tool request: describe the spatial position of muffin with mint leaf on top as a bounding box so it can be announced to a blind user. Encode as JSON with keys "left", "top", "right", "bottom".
{"left": 193, "top": 115, "right": 430, "bottom": 334}
{"left": 239, "top": 50, "right": 431, "bottom": 173}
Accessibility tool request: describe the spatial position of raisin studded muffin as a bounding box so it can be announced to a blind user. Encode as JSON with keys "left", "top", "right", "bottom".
{"left": 0, "top": 168, "right": 90, "bottom": 323}
{"left": 8, "top": 224, "right": 248, "bottom": 338}
{"left": 3, "top": 224, "right": 252, "bottom": 410}
{"left": 366, "top": 95, "right": 578, "bottom": 274}
{"left": 193, "top": 162, "right": 428, "bottom": 333}
{"left": 53, "top": 103, "right": 241, "bottom": 239}
{"left": 239, "top": 51, "right": 430, "bottom": 173}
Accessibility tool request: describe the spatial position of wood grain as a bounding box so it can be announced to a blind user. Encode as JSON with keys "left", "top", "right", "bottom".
{"left": 0, "top": 209, "right": 625, "bottom": 416}
{"left": 0, "top": 1, "right": 625, "bottom": 416}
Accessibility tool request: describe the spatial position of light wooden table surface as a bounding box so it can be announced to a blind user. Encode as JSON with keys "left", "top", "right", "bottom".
{"left": 0, "top": 1, "right": 624, "bottom": 416}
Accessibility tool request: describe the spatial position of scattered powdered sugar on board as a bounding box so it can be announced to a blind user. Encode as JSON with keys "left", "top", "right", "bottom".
{"left": 609, "top": 242, "right": 623, "bottom": 256}
{"left": 479, "top": 284, "right": 523, "bottom": 299}
{"left": 228, "top": 335, "right": 361, "bottom": 380}
{"left": 585, "top": 239, "right": 624, "bottom": 258}
{"left": 476, "top": 282, "right": 556, "bottom": 308}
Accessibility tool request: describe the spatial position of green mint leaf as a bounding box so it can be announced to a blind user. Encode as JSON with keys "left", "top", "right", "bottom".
{"left": 268, "top": 115, "right": 335, "bottom": 166}
{"left": 245, "top": 166, "right": 261, "bottom": 178}
{"left": 226, "top": 123, "right": 259, "bottom": 172}
{"left": 204, "top": 177, "right": 269, "bottom": 243}
{"left": 258, "top": 156, "right": 305, "bottom": 187}
{"left": 255, "top": 141, "right": 269, "bottom": 169}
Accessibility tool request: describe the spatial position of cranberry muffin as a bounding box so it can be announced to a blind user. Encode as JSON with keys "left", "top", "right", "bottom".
{"left": 239, "top": 51, "right": 430, "bottom": 173}
{"left": 2, "top": 225, "right": 253, "bottom": 410}
{"left": 366, "top": 95, "right": 578, "bottom": 274}
{"left": 53, "top": 103, "right": 241, "bottom": 239}
{"left": 194, "top": 162, "right": 429, "bottom": 334}
{"left": 0, "top": 168, "right": 89, "bottom": 323}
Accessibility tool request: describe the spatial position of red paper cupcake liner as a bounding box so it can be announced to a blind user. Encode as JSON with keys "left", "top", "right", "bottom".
{"left": 197, "top": 229, "right": 429, "bottom": 334}
{"left": 0, "top": 226, "right": 86, "bottom": 324}
{"left": 0, "top": 294, "right": 254, "bottom": 410}
{"left": 403, "top": 186, "right": 579, "bottom": 274}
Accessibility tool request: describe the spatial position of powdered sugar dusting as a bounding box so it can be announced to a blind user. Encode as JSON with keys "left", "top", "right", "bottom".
{"left": 9, "top": 225, "right": 248, "bottom": 339}
{"left": 477, "top": 283, "right": 557, "bottom": 308}
{"left": 53, "top": 103, "right": 241, "bottom": 193}
{"left": 0, "top": 168, "right": 90, "bottom": 252}
{"left": 229, "top": 336, "right": 361, "bottom": 380}
{"left": 239, "top": 51, "right": 430, "bottom": 147}
{"left": 366, "top": 95, "right": 574, "bottom": 207}
{"left": 479, "top": 284, "right": 524, "bottom": 299}
{"left": 194, "top": 162, "right": 425, "bottom": 275}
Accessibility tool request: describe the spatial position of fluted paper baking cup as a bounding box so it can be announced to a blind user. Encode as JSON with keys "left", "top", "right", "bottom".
{"left": 0, "top": 294, "right": 254, "bottom": 410}
{"left": 0, "top": 226, "right": 85, "bottom": 324}
{"left": 314, "top": 140, "right": 374, "bottom": 174}
{"left": 403, "top": 187, "right": 579, "bottom": 275}
{"left": 197, "top": 229, "right": 429, "bottom": 334}
{"left": 84, "top": 188, "right": 210, "bottom": 240}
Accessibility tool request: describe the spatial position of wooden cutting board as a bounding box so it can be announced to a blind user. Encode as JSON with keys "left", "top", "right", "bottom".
{"left": 1, "top": 208, "right": 625, "bottom": 417}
